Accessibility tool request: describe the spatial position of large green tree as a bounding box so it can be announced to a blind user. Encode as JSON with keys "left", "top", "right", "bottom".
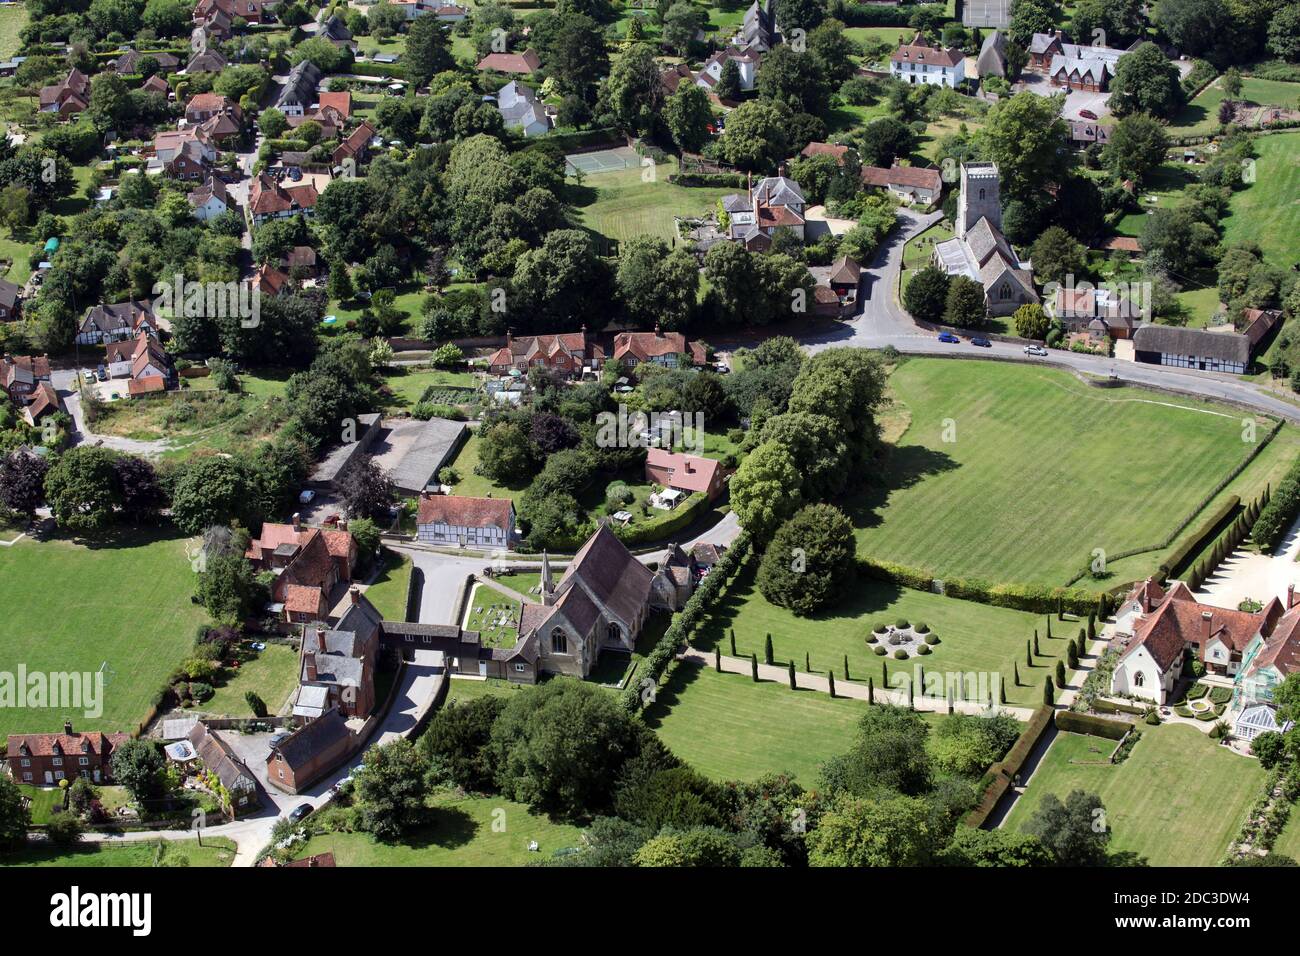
{"left": 1022, "top": 789, "right": 1111, "bottom": 865}
{"left": 757, "top": 503, "right": 856, "bottom": 615}
{"left": 1108, "top": 42, "right": 1184, "bottom": 118}
{"left": 405, "top": 12, "right": 456, "bottom": 87}
{"left": 978, "top": 92, "right": 1071, "bottom": 201}
{"left": 664, "top": 83, "right": 713, "bottom": 154}
{"left": 807, "top": 793, "right": 934, "bottom": 866}
{"left": 603, "top": 43, "right": 663, "bottom": 135}
{"left": 1102, "top": 112, "right": 1170, "bottom": 184}
{"left": 729, "top": 440, "right": 803, "bottom": 543}
{"left": 43, "top": 446, "right": 123, "bottom": 533}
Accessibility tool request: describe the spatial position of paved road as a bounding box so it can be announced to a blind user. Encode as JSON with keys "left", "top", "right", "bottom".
{"left": 735, "top": 205, "right": 1300, "bottom": 425}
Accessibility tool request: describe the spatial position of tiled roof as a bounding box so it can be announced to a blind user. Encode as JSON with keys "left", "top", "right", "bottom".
{"left": 476, "top": 49, "right": 541, "bottom": 74}
{"left": 269, "top": 708, "right": 350, "bottom": 771}
{"left": 417, "top": 494, "right": 514, "bottom": 530}
{"left": 8, "top": 729, "right": 128, "bottom": 758}
{"left": 645, "top": 448, "right": 721, "bottom": 494}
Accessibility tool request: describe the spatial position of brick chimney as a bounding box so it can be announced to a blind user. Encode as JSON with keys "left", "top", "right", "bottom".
{"left": 63, "top": 719, "right": 73, "bottom": 735}
{"left": 654, "top": 323, "right": 663, "bottom": 338}
{"left": 1289, "top": 583, "right": 1296, "bottom": 609}
{"left": 304, "top": 654, "right": 317, "bottom": 681}
{"left": 349, "top": 585, "right": 360, "bottom": 606}
{"left": 337, "top": 518, "right": 347, "bottom": 532}
{"left": 1202, "top": 610, "right": 1213, "bottom": 645}
{"left": 292, "top": 512, "right": 301, "bottom": 530}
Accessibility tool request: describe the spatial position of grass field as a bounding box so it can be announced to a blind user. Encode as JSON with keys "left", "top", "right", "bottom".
{"left": 379, "top": 367, "right": 476, "bottom": 411}
{"left": 1004, "top": 726, "right": 1263, "bottom": 866}
{"left": 0, "top": 837, "right": 236, "bottom": 868}
{"left": 202, "top": 643, "right": 301, "bottom": 718}
{"left": 294, "top": 794, "right": 584, "bottom": 866}
{"left": 0, "top": 4, "right": 28, "bottom": 60}
{"left": 1168, "top": 76, "right": 1300, "bottom": 137}
{"left": 363, "top": 548, "right": 413, "bottom": 622}
{"left": 644, "top": 663, "right": 875, "bottom": 783}
{"left": 496, "top": 570, "right": 543, "bottom": 600}
{"left": 1273, "top": 806, "right": 1300, "bottom": 861}
{"left": 570, "top": 162, "right": 734, "bottom": 245}
{"left": 1223, "top": 131, "right": 1300, "bottom": 269}
{"left": 446, "top": 427, "right": 534, "bottom": 499}
{"left": 464, "top": 583, "right": 521, "bottom": 649}
{"left": 0, "top": 533, "right": 210, "bottom": 738}
{"left": 693, "top": 560, "right": 1072, "bottom": 707}
{"left": 849, "top": 359, "right": 1269, "bottom": 586}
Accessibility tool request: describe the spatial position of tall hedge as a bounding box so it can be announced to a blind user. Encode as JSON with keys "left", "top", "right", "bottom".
{"left": 619, "top": 532, "right": 752, "bottom": 715}
{"left": 1255, "top": 469, "right": 1300, "bottom": 553}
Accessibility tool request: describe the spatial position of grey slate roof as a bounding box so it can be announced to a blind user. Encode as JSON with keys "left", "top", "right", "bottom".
{"left": 271, "top": 708, "right": 350, "bottom": 771}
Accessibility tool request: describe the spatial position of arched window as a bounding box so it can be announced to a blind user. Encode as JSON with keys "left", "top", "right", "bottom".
{"left": 607, "top": 622, "right": 621, "bottom": 644}
{"left": 551, "top": 628, "right": 567, "bottom": 654}
{"left": 1000, "top": 282, "right": 1011, "bottom": 300}
{"left": 1134, "top": 672, "right": 1145, "bottom": 687}
{"left": 979, "top": 188, "right": 986, "bottom": 201}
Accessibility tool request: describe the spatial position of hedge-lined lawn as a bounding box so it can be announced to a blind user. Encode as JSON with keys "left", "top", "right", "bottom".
{"left": 644, "top": 663, "right": 874, "bottom": 783}
{"left": 446, "top": 428, "right": 532, "bottom": 500}
{"left": 363, "top": 548, "right": 413, "bottom": 622}
{"left": 0, "top": 534, "right": 210, "bottom": 738}
{"left": 202, "top": 643, "right": 301, "bottom": 718}
{"left": 1169, "top": 76, "right": 1300, "bottom": 137}
{"left": 380, "top": 367, "right": 477, "bottom": 411}
{"left": 692, "top": 562, "right": 1070, "bottom": 707}
{"left": 571, "top": 163, "right": 735, "bottom": 245}
{"left": 444, "top": 676, "right": 524, "bottom": 706}
{"left": 1273, "top": 806, "right": 1300, "bottom": 861}
{"left": 850, "top": 359, "right": 1263, "bottom": 586}
{"left": 1004, "top": 725, "right": 1263, "bottom": 866}
{"left": 0, "top": 838, "right": 236, "bottom": 868}
{"left": 496, "top": 570, "right": 543, "bottom": 599}
{"left": 1102, "top": 422, "right": 1300, "bottom": 584}
{"left": 1223, "top": 131, "right": 1300, "bottom": 268}
{"left": 294, "top": 795, "right": 584, "bottom": 866}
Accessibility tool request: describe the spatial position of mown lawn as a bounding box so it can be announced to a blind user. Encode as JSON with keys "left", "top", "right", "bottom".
{"left": 1004, "top": 726, "right": 1263, "bottom": 866}
{"left": 1223, "top": 131, "right": 1300, "bottom": 269}
{"left": 202, "top": 643, "right": 301, "bottom": 718}
{"left": 495, "top": 570, "right": 543, "bottom": 600}
{"left": 294, "top": 794, "right": 584, "bottom": 865}
{"left": 363, "top": 548, "right": 412, "bottom": 622}
{"left": 849, "top": 359, "right": 1267, "bottom": 586}
{"left": 446, "top": 427, "right": 533, "bottom": 500}
{"left": 570, "top": 162, "right": 734, "bottom": 245}
{"left": 0, "top": 837, "right": 236, "bottom": 868}
{"left": 379, "top": 366, "right": 476, "bottom": 411}
{"left": 0, "top": 533, "right": 210, "bottom": 738}
{"left": 644, "top": 663, "right": 875, "bottom": 784}
{"left": 693, "top": 560, "right": 1071, "bottom": 708}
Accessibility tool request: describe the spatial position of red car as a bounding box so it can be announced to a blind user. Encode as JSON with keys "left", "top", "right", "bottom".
{"left": 1078, "top": 109, "right": 1098, "bottom": 120}
{"left": 323, "top": 513, "right": 341, "bottom": 527}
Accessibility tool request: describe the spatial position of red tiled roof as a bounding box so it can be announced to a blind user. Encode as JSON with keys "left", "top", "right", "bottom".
{"left": 890, "top": 42, "right": 964, "bottom": 68}
{"left": 801, "top": 142, "right": 849, "bottom": 162}
{"left": 613, "top": 330, "right": 706, "bottom": 363}
{"left": 861, "top": 164, "right": 942, "bottom": 192}
{"left": 417, "top": 494, "right": 514, "bottom": 529}
{"left": 476, "top": 49, "right": 541, "bottom": 74}
{"left": 645, "top": 448, "right": 721, "bottom": 494}
{"left": 1124, "top": 586, "right": 1269, "bottom": 671}
{"left": 8, "top": 730, "right": 129, "bottom": 758}
{"left": 128, "top": 375, "right": 166, "bottom": 395}
{"left": 283, "top": 584, "right": 327, "bottom": 615}
{"left": 317, "top": 91, "right": 351, "bottom": 119}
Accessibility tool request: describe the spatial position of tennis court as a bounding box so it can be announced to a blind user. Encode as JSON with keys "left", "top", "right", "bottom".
{"left": 565, "top": 146, "right": 643, "bottom": 176}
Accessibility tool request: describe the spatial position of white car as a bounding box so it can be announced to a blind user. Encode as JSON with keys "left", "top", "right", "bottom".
{"left": 1023, "top": 345, "right": 1048, "bottom": 357}
{"left": 298, "top": 490, "right": 316, "bottom": 504}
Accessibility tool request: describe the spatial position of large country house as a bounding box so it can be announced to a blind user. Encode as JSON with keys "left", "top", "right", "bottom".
{"left": 246, "top": 516, "right": 357, "bottom": 623}
{"left": 720, "top": 174, "right": 807, "bottom": 250}
{"left": 890, "top": 34, "right": 966, "bottom": 88}
{"left": 932, "top": 163, "right": 1038, "bottom": 317}
{"left": 416, "top": 494, "right": 516, "bottom": 549}
{"left": 1028, "top": 30, "right": 1132, "bottom": 91}
{"left": 1111, "top": 579, "right": 1300, "bottom": 715}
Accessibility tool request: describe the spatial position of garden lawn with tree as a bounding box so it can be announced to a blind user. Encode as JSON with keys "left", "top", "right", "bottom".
{"left": 1004, "top": 725, "right": 1264, "bottom": 867}
{"left": 850, "top": 359, "right": 1269, "bottom": 586}
{"left": 1222, "top": 131, "right": 1300, "bottom": 269}
{"left": 571, "top": 162, "right": 735, "bottom": 245}
{"left": 292, "top": 794, "right": 584, "bottom": 866}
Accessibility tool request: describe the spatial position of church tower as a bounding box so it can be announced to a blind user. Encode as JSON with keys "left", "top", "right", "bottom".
{"left": 956, "top": 162, "right": 1002, "bottom": 238}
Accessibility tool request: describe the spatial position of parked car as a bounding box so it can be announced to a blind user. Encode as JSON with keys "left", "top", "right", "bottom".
{"left": 970, "top": 337, "right": 992, "bottom": 348}
{"left": 938, "top": 331, "right": 960, "bottom": 343}
{"left": 83, "top": 370, "right": 96, "bottom": 384}
{"left": 298, "top": 489, "right": 315, "bottom": 504}
{"left": 1078, "top": 109, "right": 1098, "bottom": 120}
{"left": 95, "top": 366, "right": 108, "bottom": 381}
{"left": 288, "top": 803, "right": 313, "bottom": 823}
{"left": 1023, "top": 344, "right": 1048, "bottom": 356}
